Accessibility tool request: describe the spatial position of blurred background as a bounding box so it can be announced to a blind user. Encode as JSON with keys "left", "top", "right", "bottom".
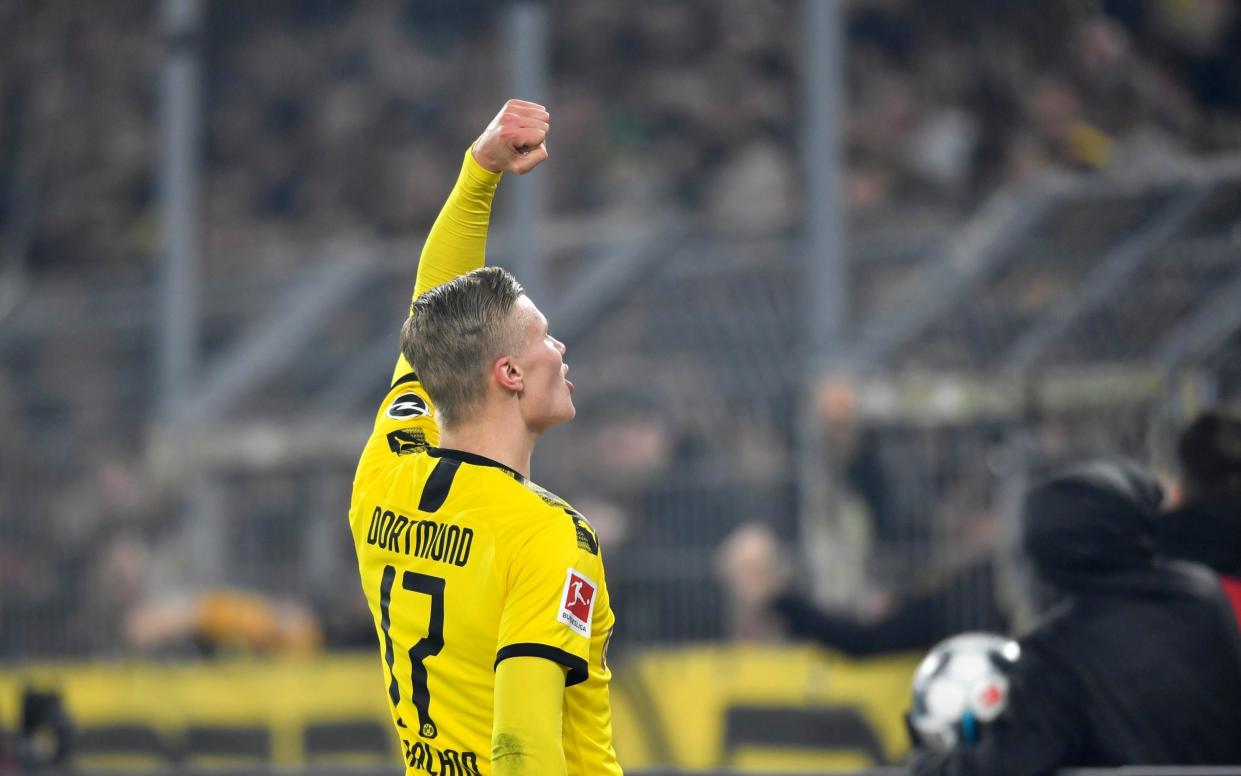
{"left": 2, "top": 0, "right": 1240, "bottom": 773}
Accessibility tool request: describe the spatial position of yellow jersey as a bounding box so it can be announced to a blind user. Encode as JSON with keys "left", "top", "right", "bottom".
{"left": 349, "top": 375, "right": 623, "bottom": 776}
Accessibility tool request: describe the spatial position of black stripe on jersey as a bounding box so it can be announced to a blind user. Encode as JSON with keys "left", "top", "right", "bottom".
{"left": 392, "top": 371, "right": 420, "bottom": 389}
{"left": 495, "top": 643, "right": 589, "bottom": 687}
{"left": 380, "top": 565, "right": 401, "bottom": 707}
{"left": 418, "top": 457, "right": 461, "bottom": 513}
{"left": 427, "top": 447, "right": 525, "bottom": 482}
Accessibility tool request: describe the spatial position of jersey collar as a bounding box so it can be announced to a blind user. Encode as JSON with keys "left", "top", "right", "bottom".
{"left": 426, "top": 447, "right": 526, "bottom": 482}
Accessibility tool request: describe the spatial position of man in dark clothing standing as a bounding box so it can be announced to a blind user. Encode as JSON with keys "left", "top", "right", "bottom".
{"left": 911, "top": 459, "right": 1241, "bottom": 776}
{"left": 1157, "top": 410, "right": 1241, "bottom": 625}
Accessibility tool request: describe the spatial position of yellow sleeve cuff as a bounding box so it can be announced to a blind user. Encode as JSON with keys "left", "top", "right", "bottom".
{"left": 464, "top": 144, "right": 504, "bottom": 186}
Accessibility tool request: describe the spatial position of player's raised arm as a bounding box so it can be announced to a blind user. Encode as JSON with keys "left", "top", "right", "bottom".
{"left": 415, "top": 98, "right": 550, "bottom": 297}
{"left": 391, "top": 99, "right": 550, "bottom": 383}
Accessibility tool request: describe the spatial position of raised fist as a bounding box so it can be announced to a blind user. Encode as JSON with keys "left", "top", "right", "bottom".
{"left": 472, "top": 99, "right": 549, "bottom": 175}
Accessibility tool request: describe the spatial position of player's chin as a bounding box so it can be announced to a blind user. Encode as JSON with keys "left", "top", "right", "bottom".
{"left": 538, "top": 398, "right": 575, "bottom": 429}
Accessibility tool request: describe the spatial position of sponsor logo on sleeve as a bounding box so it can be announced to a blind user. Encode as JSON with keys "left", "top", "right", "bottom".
{"left": 570, "top": 513, "right": 599, "bottom": 555}
{"left": 558, "top": 568, "right": 597, "bottom": 638}
{"left": 387, "top": 392, "right": 431, "bottom": 420}
{"left": 386, "top": 428, "right": 429, "bottom": 455}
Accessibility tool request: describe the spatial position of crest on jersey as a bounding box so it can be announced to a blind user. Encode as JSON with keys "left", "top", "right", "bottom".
{"left": 558, "top": 568, "right": 597, "bottom": 638}
{"left": 386, "top": 391, "right": 431, "bottom": 420}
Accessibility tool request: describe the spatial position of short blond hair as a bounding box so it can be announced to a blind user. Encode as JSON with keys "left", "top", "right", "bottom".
{"left": 400, "top": 267, "right": 525, "bottom": 427}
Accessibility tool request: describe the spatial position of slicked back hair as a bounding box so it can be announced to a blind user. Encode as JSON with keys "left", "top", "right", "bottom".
{"left": 401, "top": 266, "right": 526, "bottom": 427}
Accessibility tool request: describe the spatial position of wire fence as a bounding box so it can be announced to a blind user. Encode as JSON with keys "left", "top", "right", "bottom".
{"left": 4, "top": 167, "right": 1241, "bottom": 659}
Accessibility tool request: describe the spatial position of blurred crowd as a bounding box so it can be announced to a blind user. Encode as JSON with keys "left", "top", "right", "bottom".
{"left": 3, "top": 0, "right": 1240, "bottom": 281}
{"left": 3, "top": 0, "right": 1241, "bottom": 659}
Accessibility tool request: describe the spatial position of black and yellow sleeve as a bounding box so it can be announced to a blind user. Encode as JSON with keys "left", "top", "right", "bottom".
{"left": 495, "top": 516, "right": 604, "bottom": 687}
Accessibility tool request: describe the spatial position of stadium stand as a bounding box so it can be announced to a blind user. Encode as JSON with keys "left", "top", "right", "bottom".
{"left": 2, "top": 0, "right": 1241, "bottom": 656}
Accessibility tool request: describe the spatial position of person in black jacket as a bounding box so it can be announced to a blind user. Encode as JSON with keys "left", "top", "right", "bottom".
{"left": 1156, "top": 409, "right": 1241, "bottom": 621}
{"left": 911, "top": 459, "right": 1241, "bottom": 775}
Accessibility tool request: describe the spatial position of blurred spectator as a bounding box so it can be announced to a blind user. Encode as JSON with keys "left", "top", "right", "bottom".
{"left": 911, "top": 459, "right": 1241, "bottom": 775}
{"left": 717, "top": 519, "right": 1007, "bottom": 656}
{"left": 125, "top": 589, "right": 322, "bottom": 657}
{"left": 1156, "top": 408, "right": 1241, "bottom": 624}
{"left": 7, "top": 0, "right": 1241, "bottom": 286}
{"left": 568, "top": 390, "right": 740, "bottom": 645}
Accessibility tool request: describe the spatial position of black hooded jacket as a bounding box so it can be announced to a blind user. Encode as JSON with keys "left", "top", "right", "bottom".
{"left": 913, "top": 460, "right": 1241, "bottom": 776}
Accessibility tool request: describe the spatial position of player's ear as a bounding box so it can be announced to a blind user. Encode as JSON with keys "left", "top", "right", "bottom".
{"left": 493, "top": 355, "right": 523, "bottom": 393}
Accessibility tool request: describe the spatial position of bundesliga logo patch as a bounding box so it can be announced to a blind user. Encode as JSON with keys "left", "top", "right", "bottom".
{"left": 558, "top": 568, "right": 596, "bottom": 638}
